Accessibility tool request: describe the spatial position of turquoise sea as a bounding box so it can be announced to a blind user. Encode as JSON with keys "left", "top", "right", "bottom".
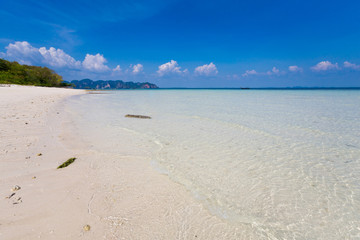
{"left": 65, "top": 90, "right": 360, "bottom": 239}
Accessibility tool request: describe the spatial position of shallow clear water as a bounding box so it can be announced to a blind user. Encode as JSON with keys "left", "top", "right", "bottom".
{"left": 65, "top": 90, "right": 360, "bottom": 239}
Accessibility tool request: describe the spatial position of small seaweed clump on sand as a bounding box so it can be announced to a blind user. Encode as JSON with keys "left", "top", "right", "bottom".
{"left": 125, "top": 114, "right": 151, "bottom": 119}
{"left": 57, "top": 158, "right": 76, "bottom": 169}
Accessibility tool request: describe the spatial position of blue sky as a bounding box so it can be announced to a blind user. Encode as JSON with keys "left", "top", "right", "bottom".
{"left": 1, "top": 0, "right": 360, "bottom": 87}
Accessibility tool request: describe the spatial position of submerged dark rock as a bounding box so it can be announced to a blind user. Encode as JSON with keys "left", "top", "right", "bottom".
{"left": 125, "top": 114, "right": 151, "bottom": 119}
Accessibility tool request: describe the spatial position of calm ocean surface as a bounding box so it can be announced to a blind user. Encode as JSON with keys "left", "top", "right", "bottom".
{"left": 65, "top": 90, "right": 360, "bottom": 239}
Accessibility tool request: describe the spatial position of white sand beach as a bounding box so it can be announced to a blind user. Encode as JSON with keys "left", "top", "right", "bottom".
{"left": 0, "top": 86, "right": 242, "bottom": 239}
{"left": 0, "top": 85, "right": 92, "bottom": 239}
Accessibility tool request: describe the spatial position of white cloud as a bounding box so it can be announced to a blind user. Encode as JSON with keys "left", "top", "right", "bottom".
{"left": 243, "top": 67, "right": 284, "bottom": 77}
{"left": 5, "top": 41, "right": 43, "bottom": 65}
{"left": 242, "top": 69, "right": 258, "bottom": 77}
{"left": 194, "top": 62, "right": 218, "bottom": 76}
{"left": 289, "top": 65, "right": 303, "bottom": 72}
{"left": 111, "top": 65, "right": 123, "bottom": 77}
{"left": 344, "top": 61, "right": 360, "bottom": 70}
{"left": 157, "top": 60, "right": 186, "bottom": 76}
{"left": 113, "top": 65, "right": 121, "bottom": 72}
{"left": 2, "top": 41, "right": 114, "bottom": 73}
{"left": 0, "top": 52, "right": 5, "bottom": 58}
{"left": 311, "top": 61, "right": 339, "bottom": 71}
{"left": 131, "top": 63, "right": 143, "bottom": 74}
{"left": 272, "top": 67, "right": 280, "bottom": 74}
{"left": 267, "top": 67, "right": 280, "bottom": 75}
{"left": 39, "top": 47, "right": 81, "bottom": 68}
{"left": 82, "top": 53, "right": 110, "bottom": 72}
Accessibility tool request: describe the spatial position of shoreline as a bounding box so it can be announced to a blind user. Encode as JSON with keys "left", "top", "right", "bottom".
{"left": 0, "top": 85, "right": 96, "bottom": 239}
{"left": 0, "top": 85, "right": 244, "bottom": 239}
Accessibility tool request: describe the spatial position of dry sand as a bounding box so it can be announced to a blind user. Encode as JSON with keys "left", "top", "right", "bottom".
{"left": 0, "top": 85, "right": 246, "bottom": 240}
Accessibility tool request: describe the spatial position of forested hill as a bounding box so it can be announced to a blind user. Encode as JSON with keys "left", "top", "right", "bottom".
{"left": 0, "top": 58, "right": 159, "bottom": 89}
{"left": 69, "top": 79, "right": 159, "bottom": 89}
{"left": 0, "top": 58, "right": 67, "bottom": 87}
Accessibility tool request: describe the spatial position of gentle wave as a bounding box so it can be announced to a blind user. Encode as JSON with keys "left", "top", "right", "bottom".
{"left": 65, "top": 90, "right": 360, "bottom": 239}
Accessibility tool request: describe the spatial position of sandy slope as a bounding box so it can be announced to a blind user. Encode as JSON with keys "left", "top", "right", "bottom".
{"left": 0, "top": 85, "right": 93, "bottom": 239}
{"left": 0, "top": 85, "right": 246, "bottom": 240}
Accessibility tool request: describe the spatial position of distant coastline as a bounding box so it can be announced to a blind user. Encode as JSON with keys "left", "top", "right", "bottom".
{"left": 68, "top": 79, "right": 159, "bottom": 89}
{"left": 154, "top": 87, "right": 360, "bottom": 90}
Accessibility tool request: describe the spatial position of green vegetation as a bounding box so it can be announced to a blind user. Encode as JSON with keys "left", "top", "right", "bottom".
{"left": 0, "top": 58, "right": 71, "bottom": 87}
{"left": 57, "top": 158, "right": 76, "bottom": 169}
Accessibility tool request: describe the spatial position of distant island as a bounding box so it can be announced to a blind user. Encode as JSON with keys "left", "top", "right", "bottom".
{"left": 0, "top": 58, "right": 159, "bottom": 89}
{"left": 0, "top": 58, "right": 68, "bottom": 87}
{"left": 68, "top": 79, "right": 159, "bottom": 89}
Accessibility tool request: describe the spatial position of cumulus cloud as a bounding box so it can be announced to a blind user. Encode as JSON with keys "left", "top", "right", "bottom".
{"left": 272, "top": 67, "right": 279, "bottom": 74}
{"left": 157, "top": 60, "right": 186, "bottom": 76}
{"left": 288, "top": 65, "right": 303, "bottom": 72}
{"left": 243, "top": 67, "right": 284, "bottom": 77}
{"left": 344, "top": 61, "right": 360, "bottom": 70}
{"left": 194, "top": 62, "right": 218, "bottom": 76}
{"left": 2, "top": 41, "right": 116, "bottom": 73}
{"left": 311, "top": 61, "right": 339, "bottom": 71}
{"left": 1, "top": 41, "right": 154, "bottom": 80}
{"left": 82, "top": 53, "right": 110, "bottom": 72}
{"left": 39, "top": 47, "right": 81, "bottom": 68}
{"left": 5, "top": 41, "right": 43, "bottom": 65}
{"left": 113, "top": 65, "right": 121, "bottom": 72}
{"left": 242, "top": 70, "right": 258, "bottom": 77}
{"left": 267, "top": 67, "right": 280, "bottom": 75}
{"left": 131, "top": 63, "right": 143, "bottom": 74}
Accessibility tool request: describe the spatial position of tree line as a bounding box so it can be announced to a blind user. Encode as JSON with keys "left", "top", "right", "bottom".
{"left": 0, "top": 58, "right": 70, "bottom": 87}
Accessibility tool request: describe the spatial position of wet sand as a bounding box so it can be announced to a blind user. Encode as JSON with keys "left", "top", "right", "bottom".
{"left": 0, "top": 85, "right": 243, "bottom": 240}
